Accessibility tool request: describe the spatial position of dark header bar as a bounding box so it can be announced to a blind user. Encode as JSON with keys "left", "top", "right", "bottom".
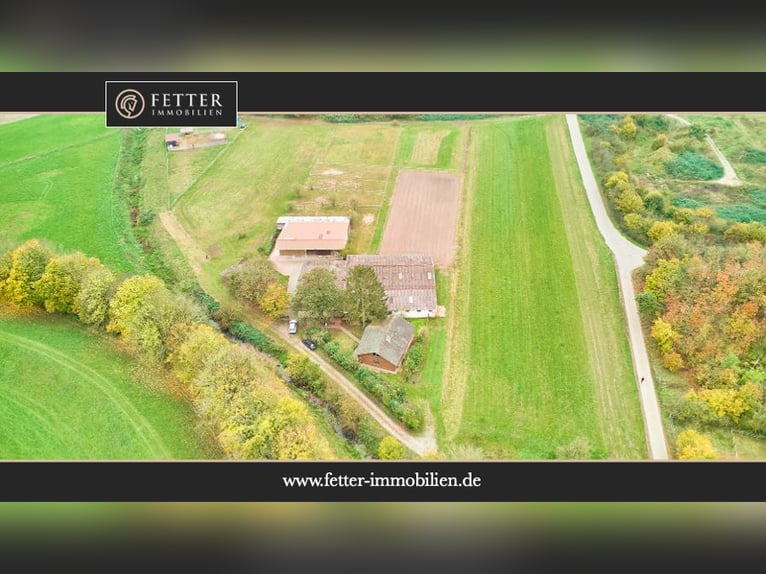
{"left": 4, "top": 461, "right": 766, "bottom": 502}
{"left": 0, "top": 72, "right": 763, "bottom": 112}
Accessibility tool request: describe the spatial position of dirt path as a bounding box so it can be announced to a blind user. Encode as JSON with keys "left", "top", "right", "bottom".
{"left": 274, "top": 322, "right": 437, "bottom": 457}
{"left": 666, "top": 114, "right": 742, "bottom": 186}
{"left": 566, "top": 114, "right": 670, "bottom": 460}
{"left": 158, "top": 211, "right": 207, "bottom": 274}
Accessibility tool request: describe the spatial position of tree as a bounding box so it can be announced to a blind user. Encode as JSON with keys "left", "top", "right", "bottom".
{"left": 35, "top": 252, "right": 102, "bottom": 314}
{"left": 636, "top": 291, "right": 663, "bottom": 319}
{"left": 647, "top": 220, "right": 681, "bottom": 243}
{"left": 651, "top": 318, "right": 677, "bottom": 354}
{"left": 378, "top": 436, "right": 405, "bottom": 460}
{"left": 126, "top": 288, "right": 204, "bottom": 358}
{"left": 292, "top": 267, "right": 344, "bottom": 322}
{"left": 167, "top": 323, "right": 229, "bottom": 383}
{"left": 651, "top": 133, "right": 668, "bottom": 150}
{"left": 344, "top": 265, "right": 388, "bottom": 326}
{"left": 228, "top": 259, "right": 281, "bottom": 307}
{"left": 259, "top": 282, "right": 290, "bottom": 320}
{"left": 106, "top": 275, "right": 165, "bottom": 336}
{"left": 614, "top": 187, "right": 644, "bottom": 214}
{"left": 0, "top": 240, "right": 52, "bottom": 307}
{"left": 612, "top": 115, "right": 637, "bottom": 139}
{"left": 676, "top": 429, "right": 717, "bottom": 460}
{"left": 662, "top": 351, "right": 685, "bottom": 372}
{"left": 643, "top": 190, "right": 666, "bottom": 215}
{"left": 285, "top": 353, "right": 323, "bottom": 393}
{"left": 76, "top": 266, "right": 116, "bottom": 327}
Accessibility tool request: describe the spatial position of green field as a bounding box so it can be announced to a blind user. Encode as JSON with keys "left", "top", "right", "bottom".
{"left": 442, "top": 115, "right": 645, "bottom": 459}
{"left": 0, "top": 114, "right": 142, "bottom": 273}
{"left": 0, "top": 312, "right": 219, "bottom": 459}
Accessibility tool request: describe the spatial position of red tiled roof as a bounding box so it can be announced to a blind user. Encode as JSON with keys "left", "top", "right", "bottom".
{"left": 276, "top": 220, "right": 349, "bottom": 251}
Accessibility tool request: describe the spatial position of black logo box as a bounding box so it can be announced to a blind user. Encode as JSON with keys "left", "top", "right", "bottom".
{"left": 105, "top": 81, "right": 238, "bottom": 127}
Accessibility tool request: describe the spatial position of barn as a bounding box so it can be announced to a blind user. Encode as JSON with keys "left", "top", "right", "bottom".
{"left": 274, "top": 216, "right": 350, "bottom": 257}
{"left": 346, "top": 254, "right": 437, "bottom": 318}
{"left": 355, "top": 315, "right": 415, "bottom": 373}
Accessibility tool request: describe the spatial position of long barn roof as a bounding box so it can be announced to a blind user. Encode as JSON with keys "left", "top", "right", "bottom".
{"left": 276, "top": 219, "right": 350, "bottom": 251}
{"left": 347, "top": 254, "right": 437, "bottom": 312}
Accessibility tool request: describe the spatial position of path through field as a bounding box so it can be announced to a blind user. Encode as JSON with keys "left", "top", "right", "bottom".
{"left": 159, "top": 211, "right": 207, "bottom": 274}
{"left": 566, "top": 114, "right": 670, "bottom": 460}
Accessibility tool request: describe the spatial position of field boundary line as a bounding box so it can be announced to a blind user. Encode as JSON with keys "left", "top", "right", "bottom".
{"left": 0, "top": 132, "right": 115, "bottom": 172}
{"left": 170, "top": 126, "right": 245, "bottom": 209}
{"left": 441, "top": 126, "right": 474, "bottom": 441}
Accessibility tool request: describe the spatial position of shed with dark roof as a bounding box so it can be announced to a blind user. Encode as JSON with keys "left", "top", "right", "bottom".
{"left": 354, "top": 315, "right": 415, "bottom": 373}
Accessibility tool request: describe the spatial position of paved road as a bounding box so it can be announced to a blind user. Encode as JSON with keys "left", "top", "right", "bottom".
{"left": 666, "top": 114, "right": 742, "bottom": 186}
{"left": 274, "top": 322, "right": 438, "bottom": 457}
{"left": 566, "top": 114, "right": 670, "bottom": 460}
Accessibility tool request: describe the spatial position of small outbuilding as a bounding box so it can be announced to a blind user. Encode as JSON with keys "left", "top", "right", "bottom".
{"left": 355, "top": 315, "right": 415, "bottom": 373}
{"left": 165, "top": 133, "right": 180, "bottom": 149}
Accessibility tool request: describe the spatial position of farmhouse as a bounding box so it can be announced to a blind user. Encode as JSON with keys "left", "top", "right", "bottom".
{"left": 346, "top": 254, "right": 437, "bottom": 318}
{"left": 275, "top": 216, "right": 350, "bottom": 257}
{"left": 355, "top": 315, "right": 415, "bottom": 373}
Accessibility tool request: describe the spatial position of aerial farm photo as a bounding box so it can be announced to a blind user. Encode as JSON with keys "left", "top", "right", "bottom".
{"left": 2, "top": 111, "right": 766, "bottom": 461}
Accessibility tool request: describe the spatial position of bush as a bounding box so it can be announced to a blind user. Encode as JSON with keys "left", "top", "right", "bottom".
{"left": 743, "top": 148, "right": 766, "bottom": 164}
{"left": 257, "top": 229, "right": 280, "bottom": 256}
{"left": 229, "top": 320, "right": 289, "bottom": 365}
{"left": 715, "top": 204, "right": 766, "bottom": 225}
{"left": 724, "top": 221, "right": 766, "bottom": 243}
{"left": 180, "top": 280, "right": 220, "bottom": 315}
{"left": 306, "top": 326, "right": 331, "bottom": 344}
{"left": 665, "top": 150, "right": 723, "bottom": 181}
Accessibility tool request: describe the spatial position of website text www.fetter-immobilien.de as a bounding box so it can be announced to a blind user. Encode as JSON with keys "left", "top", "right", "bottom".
{"left": 282, "top": 471, "right": 482, "bottom": 488}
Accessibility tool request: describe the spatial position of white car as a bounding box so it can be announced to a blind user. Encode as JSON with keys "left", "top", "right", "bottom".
{"left": 288, "top": 319, "right": 298, "bottom": 334}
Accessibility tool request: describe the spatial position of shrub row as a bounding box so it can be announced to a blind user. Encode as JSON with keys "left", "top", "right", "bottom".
{"left": 322, "top": 340, "right": 424, "bottom": 432}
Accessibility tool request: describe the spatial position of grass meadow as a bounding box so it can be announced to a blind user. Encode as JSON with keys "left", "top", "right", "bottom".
{"left": 442, "top": 115, "right": 646, "bottom": 459}
{"left": 0, "top": 114, "right": 143, "bottom": 273}
{"left": 0, "top": 311, "right": 219, "bottom": 459}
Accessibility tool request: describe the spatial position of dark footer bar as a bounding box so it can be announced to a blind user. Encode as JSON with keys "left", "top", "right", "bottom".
{"left": 2, "top": 461, "right": 765, "bottom": 501}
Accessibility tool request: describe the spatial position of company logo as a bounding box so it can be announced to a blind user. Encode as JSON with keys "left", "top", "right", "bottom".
{"left": 115, "top": 89, "right": 145, "bottom": 119}
{"left": 106, "top": 81, "right": 238, "bottom": 127}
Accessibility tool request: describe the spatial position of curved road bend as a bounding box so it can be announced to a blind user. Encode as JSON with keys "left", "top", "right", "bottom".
{"left": 274, "top": 322, "right": 437, "bottom": 457}
{"left": 566, "top": 114, "right": 670, "bottom": 460}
